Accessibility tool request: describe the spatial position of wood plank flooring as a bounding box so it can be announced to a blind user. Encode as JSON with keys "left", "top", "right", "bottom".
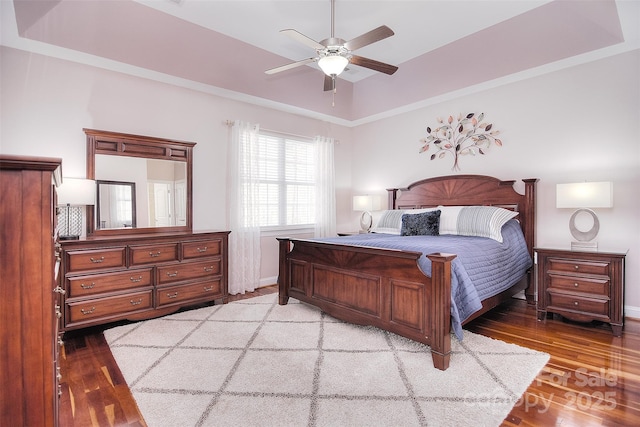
{"left": 58, "top": 286, "right": 640, "bottom": 426}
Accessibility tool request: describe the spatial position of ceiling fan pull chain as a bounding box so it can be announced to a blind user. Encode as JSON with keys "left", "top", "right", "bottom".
{"left": 332, "top": 76, "right": 336, "bottom": 107}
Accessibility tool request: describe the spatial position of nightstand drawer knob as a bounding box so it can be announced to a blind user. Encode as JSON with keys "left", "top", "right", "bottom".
{"left": 574, "top": 265, "right": 579, "bottom": 270}
{"left": 574, "top": 283, "right": 579, "bottom": 287}
{"left": 574, "top": 301, "right": 579, "bottom": 306}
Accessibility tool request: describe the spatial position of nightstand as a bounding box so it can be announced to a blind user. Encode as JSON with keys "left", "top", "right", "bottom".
{"left": 535, "top": 247, "right": 627, "bottom": 336}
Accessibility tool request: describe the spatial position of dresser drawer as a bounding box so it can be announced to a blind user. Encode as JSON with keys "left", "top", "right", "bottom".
{"left": 157, "top": 279, "right": 223, "bottom": 307}
{"left": 547, "top": 291, "right": 609, "bottom": 316}
{"left": 548, "top": 274, "right": 609, "bottom": 296}
{"left": 67, "top": 247, "right": 126, "bottom": 272}
{"left": 130, "top": 243, "right": 179, "bottom": 265}
{"left": 182, "top": 239, "right": 222, "bottom": 259}
{"left": 66, "top": 290, "right": 153, "bottom": 324}
{"left": 157, "top": 259, "right": 221, "bottom": 285}
{"left": 547, "top": 257, "right": 610, "bottom": 276}
{"left": 67, "top": 268, "right": 153, "bottom": 298}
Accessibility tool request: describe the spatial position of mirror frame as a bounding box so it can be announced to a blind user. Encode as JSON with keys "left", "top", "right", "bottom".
{"left": 85, "top": 128, "right": 195, "bottom": 236}
{"left": 96, "top": 180, "right": 137, "bottom": 230}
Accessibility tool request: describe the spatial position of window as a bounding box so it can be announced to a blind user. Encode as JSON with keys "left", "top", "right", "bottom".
{"left": 245, "top": 131, "right": 316, "bottom": 228}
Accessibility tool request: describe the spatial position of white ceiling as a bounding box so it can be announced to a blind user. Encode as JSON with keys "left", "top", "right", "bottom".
{"left": 135, "top": 0, "right": 555, "bottom": 82}
{"left": 2, "top": 0, "right": 638, "bottom": 124}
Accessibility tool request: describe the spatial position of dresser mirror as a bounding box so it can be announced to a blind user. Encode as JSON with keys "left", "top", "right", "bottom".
{"left": 85, "top": 129, "right": 195, "bottom": 236}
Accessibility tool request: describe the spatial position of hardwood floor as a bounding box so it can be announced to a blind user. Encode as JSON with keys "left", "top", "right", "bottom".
{"left": 59, "top": 286, "right": 640, "bottom": 426}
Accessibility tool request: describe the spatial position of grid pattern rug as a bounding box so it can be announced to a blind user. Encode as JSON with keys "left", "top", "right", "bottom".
{"left": 104, "top": 293, "right": 549, "bottom": 427}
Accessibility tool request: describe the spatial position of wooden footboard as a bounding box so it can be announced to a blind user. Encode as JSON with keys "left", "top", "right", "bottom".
{"left": 278, "top": 238, "right": 456, "bottom": 370}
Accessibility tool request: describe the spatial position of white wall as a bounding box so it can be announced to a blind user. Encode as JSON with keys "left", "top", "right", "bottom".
{"left": 1, "top": 45, "right": 638, "bottom": 318}
{"left": 349, "top": 49, "right": 640, "bottom": 317}
{"left": 0, "top": 46, "right": 353, "bottom": 284}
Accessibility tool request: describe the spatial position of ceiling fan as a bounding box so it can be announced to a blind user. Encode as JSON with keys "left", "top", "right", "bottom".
{"left": 264, "top": 0, "right": 398, "bottom": 92}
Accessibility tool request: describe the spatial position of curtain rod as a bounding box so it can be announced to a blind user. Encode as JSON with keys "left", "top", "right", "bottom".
{"left": 223, "top": 120, "right": 339, "bottom": 144}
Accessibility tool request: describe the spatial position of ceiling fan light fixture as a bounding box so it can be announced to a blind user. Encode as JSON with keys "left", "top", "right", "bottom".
{"left": 318, "top": 54, "right": 349, "bottom": 76}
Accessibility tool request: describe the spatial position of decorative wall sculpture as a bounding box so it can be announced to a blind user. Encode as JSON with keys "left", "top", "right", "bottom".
{"left": 419, "top": 112, "right": 502, "bottom": 171}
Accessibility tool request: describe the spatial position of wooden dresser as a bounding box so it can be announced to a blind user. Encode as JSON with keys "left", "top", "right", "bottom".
{"left": 1, "top": 155, "right": 62, "bottom": 427}
{"left": 536, "top": 247, "right": 626, "bottom": 336}
{"left": 59, "top": 231, "right": 229, "bottom": 330}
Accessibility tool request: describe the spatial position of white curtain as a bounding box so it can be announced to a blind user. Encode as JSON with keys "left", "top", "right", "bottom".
{"left": 314, "top": 136, "right": 336, "bottom": 237}
{"left": 228, "top": 120, "right": 262, "bottom": 295}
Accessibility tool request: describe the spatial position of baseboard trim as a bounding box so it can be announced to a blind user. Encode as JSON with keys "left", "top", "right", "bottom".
{"left": 625, "top": 305, "right": 640, "bottom": 320}
{"left": 259, "top": 276, "right": 277, "bottom": 288}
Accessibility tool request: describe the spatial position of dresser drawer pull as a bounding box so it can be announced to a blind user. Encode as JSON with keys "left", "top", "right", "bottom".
{"left": 130, "top": 276, "right": 143, "bottom": 283}
{"left": 149, "top": 251, "right": 161, "bottom": 258}
{"left": 58, "top": 384, "right": 62, "bottom": 397}
{"left": 167, "top": 292, "right": 179, "bottom": 299}
{"left": 90, "top": 256, "right": 105, "bottom": 263}
{"left": 80, "top": 283, "right": 95, "bottom": 290}
{"left": 203, "top": 286, "right": 213, "bottom": 292}
{"left": 130, "top": 298, "right": 143, "bottom": 306}
{"left": 58, "top": 337, "right": 64, "bottom": 346}
{"left": 166, "top": 271, "right": 178, "bottom": 278}
{"left": 80, "top": 306, "right": 96, "bottom": 315}
{"left": 204, "top": 266, "right": 214, "bottom": 273}
{"left": 55, "top": 304, "right": 62, "bottom": 319}
{"left": 197, "top": 246, "right": 208, "bottom": 253}
{"left": 57, "top": 366, "right": 62, "bottom": 381}
{"left": 53, "top": 286, "right": 66, "bottom": 295}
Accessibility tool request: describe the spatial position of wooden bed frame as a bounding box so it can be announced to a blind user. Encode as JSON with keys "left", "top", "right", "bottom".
{"left": 277, "top": 175, "right": 538, "bottom": 370}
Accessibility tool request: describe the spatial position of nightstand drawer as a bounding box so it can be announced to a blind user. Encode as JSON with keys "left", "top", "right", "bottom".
{"left": 548, "top": 257, "right": 609, "bottom": 276}
{"left": 547, "top": 291, "right": 609, "bottom": 316}
{"left": 548, "top": 274, "right": 609, "bottom": 296}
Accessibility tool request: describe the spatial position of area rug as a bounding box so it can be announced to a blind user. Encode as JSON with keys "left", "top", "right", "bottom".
{"left": 104, "top": 294, "right": 549, "bottom": 427}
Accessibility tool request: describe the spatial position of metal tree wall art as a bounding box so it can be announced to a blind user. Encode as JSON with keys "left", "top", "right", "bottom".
{"left": 419, "top": 112, "right": 502, "bottom": 171}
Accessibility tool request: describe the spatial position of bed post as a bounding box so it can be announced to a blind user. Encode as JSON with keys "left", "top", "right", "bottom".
{"left": 523, "top": 178, "right": 539, "bottom": 305}
{"left": 277, "top": 238, "right": 290, "bottom": 305}
{"left": 387, "top": 188, "right": 399, "bottom": 209}
{"left": 427, "top": 252, "right": 457, "bottom": 371}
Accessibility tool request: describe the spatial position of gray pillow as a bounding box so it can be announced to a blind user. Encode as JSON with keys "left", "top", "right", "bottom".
{"left": 401, "top": 210, "right": 441, "bottom": 236}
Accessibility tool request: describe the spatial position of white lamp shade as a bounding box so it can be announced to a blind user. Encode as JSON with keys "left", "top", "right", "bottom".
{"left": 353, "top": 195, "right": 383, "bottom": 212}
{"left": 318, "top": 55, "right": 349, "bottom": 76}
{"left": 58, "top": 178, "right": 96, "bottom": 206}
{"left": 556, "top": 182, "right": 613, "bottom": 208}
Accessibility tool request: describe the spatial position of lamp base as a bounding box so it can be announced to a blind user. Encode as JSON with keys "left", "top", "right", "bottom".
{"left": 571, "top": 240, "right": 598, "bottom": 251}
{"left": 359, "top": 211, "right": 372, "bottom": 233}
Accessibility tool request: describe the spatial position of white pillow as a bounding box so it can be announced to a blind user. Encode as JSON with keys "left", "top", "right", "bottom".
{"left": 371, "top": 208, "right": 437, "bottom": 235}
{"left": 438, "top": 205, "right": 518, "bottom": 243}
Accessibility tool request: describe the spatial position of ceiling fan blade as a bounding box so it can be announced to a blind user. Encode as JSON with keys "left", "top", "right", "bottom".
{"left": 350, "top": 55, "right": 398, "bottom": 75}
{"left": 265, "top": 57, "right": 317, "bottom": 75}
{"left": 280, "top": 29, "right": 325, "bottom": 51}
{"left": 323, "top": 74, "right": 334, "bottom": 92}
{"left": 344, "top": 25, "right": 395, "bottom": 51}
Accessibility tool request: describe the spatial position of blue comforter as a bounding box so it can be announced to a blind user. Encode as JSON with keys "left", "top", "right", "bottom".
{"left": 318, "top": 219, "right": 532, "bottom": 339}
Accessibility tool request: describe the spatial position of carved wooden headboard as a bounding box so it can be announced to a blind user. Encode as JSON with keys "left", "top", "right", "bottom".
{"left": 387, "top": 175, "right": 538, "bottom": 257}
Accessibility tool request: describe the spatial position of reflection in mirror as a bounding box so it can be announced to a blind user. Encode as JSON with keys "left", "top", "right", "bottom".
{"left": 97, "top": 180, "right": 136, "bottom": 229}
{"left": 95, "top": 155, "right": 187, "bottom": 230}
